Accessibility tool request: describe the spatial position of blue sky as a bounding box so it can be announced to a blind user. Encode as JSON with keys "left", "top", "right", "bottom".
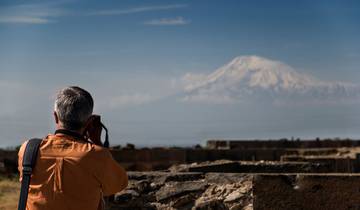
{"left": 0, "top": 0, "right": 360, "bottom": 147}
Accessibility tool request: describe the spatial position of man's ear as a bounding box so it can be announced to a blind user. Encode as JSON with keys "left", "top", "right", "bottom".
{"left": 54, "top": 111, "right": 59, "bottom": 124}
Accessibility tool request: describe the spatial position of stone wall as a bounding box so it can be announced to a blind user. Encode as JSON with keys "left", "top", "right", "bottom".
{"left": 110, "top": 148, "right": 360, "bottom": 172}
{"left": 253, "top": 174, "right": 360, "bottom": 210}
{"left": 207, "top": 139, "right": 360, "bottom": 149}
{"left": 169, "top": 160, "right": 334, "bottom": 174}
{"left": 0, "top": 149, "right": 18, "bottom": 175}
{"left": 110, "top": 148, "right": 291, "bottom": 171}
{"left": 2, "top": 146, "right": 359, "bottom": 173}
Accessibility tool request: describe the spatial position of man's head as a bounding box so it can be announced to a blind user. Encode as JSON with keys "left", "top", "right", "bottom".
{"left": 54, "top": 86, "right": 94, "bottom": 131}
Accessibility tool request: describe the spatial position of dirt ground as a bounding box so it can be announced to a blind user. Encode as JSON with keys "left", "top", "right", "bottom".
{"left": 0, "top": 176, "right": 20, "bottom": 210}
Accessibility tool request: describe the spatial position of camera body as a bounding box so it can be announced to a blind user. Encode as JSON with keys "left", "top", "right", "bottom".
{"left": 83, "top": 115, "right": 109, "bottom": 148}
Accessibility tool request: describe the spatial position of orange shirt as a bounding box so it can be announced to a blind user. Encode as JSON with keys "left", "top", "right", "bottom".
{"left": 18, "top": 132, "right": 128, "bottom": 210}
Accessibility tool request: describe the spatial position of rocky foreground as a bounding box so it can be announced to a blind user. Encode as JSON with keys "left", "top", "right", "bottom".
{"left": 108, "top": 167, "right": 360, "bottom": 210}
{"left": 109, "top": 172, "right": 253, "bottom": 210}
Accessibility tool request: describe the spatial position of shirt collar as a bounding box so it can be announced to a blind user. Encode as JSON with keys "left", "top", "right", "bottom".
{"left": 54, "top": 129, "right": 85, "bottom": 141}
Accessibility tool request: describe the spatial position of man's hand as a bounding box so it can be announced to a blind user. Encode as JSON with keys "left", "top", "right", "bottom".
{"left": 84, "top": 115, "right": 103, "bottom": 146}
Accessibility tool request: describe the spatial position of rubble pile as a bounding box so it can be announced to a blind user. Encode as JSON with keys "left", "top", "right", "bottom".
{"left": 108, "top": 172, "right": 253, "bottom": 210}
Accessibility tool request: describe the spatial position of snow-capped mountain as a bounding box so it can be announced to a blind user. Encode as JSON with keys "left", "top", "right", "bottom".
{"left": 182, "top": 56, "right": 359, "bottom": 103}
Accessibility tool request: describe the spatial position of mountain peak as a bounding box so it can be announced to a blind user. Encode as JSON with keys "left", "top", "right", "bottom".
{"left": 204, "top": 55, "right": 314, "bottom": 90}
{"left": 182, "top": 56, "right": 359, "bottom": 103}
{"left": 229, "top": 55, "right": 275, "bottom": 66}
{"left": 225, "top": 55, "right": 295, "bottom": 74}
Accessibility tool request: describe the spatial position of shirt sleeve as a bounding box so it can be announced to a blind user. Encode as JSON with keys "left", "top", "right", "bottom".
{"left": 17, "top": 140, "right": 28, "bottom": 182}
{"left": 95, "top": 148, "right": 128, "bottom": 196}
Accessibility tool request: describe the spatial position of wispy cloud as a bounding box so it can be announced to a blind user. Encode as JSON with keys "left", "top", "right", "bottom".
{"left": 144, "top": 16, "right": 190, "bottom": 26}
{"left": 0, "top": 3, "right": 65, "bottom": 24}
{"left": 0, "top": 16, "right": 52, "bottom": 24}
{"left": 0, "top": 3, "right": 188, "bottom": 24}
{"left": 87, "top": 4, "right": 188, "bottom": 16}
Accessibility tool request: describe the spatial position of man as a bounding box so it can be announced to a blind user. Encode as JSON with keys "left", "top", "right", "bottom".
{"left": 18, "top": 86, "right": 128, "bottom": 210}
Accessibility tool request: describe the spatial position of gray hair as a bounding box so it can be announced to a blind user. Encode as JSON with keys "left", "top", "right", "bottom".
{"left": 54, "top": 86, "right": 94, "bottom": 130}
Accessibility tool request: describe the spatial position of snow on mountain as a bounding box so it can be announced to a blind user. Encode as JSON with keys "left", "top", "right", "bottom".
{"left": 182, "top": 56, "right": 359, "bottom": 103}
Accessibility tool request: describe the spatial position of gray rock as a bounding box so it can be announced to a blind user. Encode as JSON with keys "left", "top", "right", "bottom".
{"left": 156, "top": 181, "right": 207, "bottom": 201}
{"left": 114, "top": 189, "right": 139, "bottom": 203}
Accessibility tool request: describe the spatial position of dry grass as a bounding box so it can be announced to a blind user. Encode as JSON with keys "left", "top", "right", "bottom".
{"left": 0, "top": 176, "right": 20, "bottom": 210}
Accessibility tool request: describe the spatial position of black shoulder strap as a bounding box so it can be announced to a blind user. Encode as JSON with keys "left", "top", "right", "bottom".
{"left": 18, "top": 138, "right": 42, "bottom": 210}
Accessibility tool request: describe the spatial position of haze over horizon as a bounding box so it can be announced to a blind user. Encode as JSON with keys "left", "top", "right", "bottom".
{"left": 1, "top": 0, "right": 360, "bottom": 147}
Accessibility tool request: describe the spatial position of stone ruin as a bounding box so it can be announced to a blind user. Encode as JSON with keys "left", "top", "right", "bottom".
{"left": 2, "top": 138, "right": 360, "bottom": 209}
{"left": 110, "top": 172, "right": 360, "bottom": 210}
{"left": 105, "top": 139, "right": 360, "bottom": 209}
